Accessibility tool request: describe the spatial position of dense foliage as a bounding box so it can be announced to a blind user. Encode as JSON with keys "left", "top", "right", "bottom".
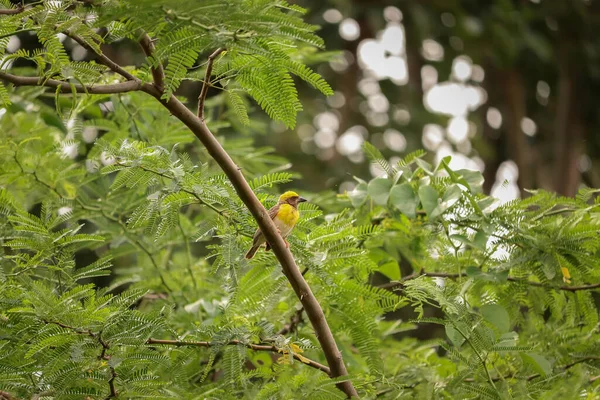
{"left": 1, "top": 1, "right": 599, "bottom": 399}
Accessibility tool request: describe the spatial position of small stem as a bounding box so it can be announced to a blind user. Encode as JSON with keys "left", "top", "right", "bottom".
{"left": 197, "top": 48, "right": 225, "bottom": 120}
{"left": 146, "top": 338, "right": 330, "bottom": 375}
{"left": 453, "top": 324, "right": 497, "bottom": 391}
{"left": 380, "top": 271, "right": 600, "bottom": 292}
{"left": 178, "top": 215, "right": 198, "bottom": 290}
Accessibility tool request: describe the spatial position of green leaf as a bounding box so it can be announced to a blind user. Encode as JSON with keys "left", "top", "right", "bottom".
{"left": 227, "top": 91, "right": 250, "bottom": 126}
{"left": 378, "top": 260, "right": 400, "bottom": 281}
{"left": 541, "top": 255, "right": 557, "bottom": 280}
{"left": 367, "top": 178, "right": 393, "bottom": 206}
{"left": 348, "top": 182, "right": 368, "bottom": 208}
{"left": 389, "top": 183, "right": 419, "bottom": 218}
{"left": 521, "top": 353, "right": 552, "bottom": 377}
{"left": 456, "top": 169, "right": 484, "bottom": 193}
{"left": 477, "top": 197, "right": 499, "bottom": 214}
{"left": 418, "top": 185, "right": 439, "bottom": 217}
{"left": 415, "top": 158, "right": 433, "bottom": 176}
{"left": 432, "top": 184, "right": 461, "bottom": 218}
{"left": 481, "top": 304, "right": 510, "bottom": 333}
{"left": 472, "top": 230, "right": 488, "bottom": 250}
{"left": 445, "top": 324, "right": 466, "bottom": 347}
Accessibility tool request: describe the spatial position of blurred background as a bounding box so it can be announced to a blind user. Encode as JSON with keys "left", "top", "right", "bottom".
{"left": 5, "top": 0, "right": 600, "bottom": 201}
{"left": 265, "top": 0, "right": 600, "bottom": 201}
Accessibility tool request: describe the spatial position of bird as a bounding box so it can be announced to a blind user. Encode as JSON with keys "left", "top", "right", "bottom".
{"left": 245, "top": 191, "right": 307, "bottom": 259}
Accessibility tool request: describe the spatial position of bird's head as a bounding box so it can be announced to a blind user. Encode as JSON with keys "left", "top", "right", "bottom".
{"left": 279, "top": 191, "right": 307, "bottom": 207}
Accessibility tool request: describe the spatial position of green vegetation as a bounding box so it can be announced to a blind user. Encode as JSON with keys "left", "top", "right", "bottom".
{"left": 0, "top": 1, "right": 599, "bottom": 399}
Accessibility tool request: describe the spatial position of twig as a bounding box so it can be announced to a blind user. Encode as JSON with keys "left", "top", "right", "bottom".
{"left": 105, "top": 368, "right": 118, "bottom": 399}
{"left": 177, "top": 214, "right": 198, "bottom": 290}
{"left": 0, "top": 391, "right": 14, "bottom": 400}
{"left": 0, "top": 72, "right": 141, "bottom": 94}
{"left": 453, "top": 324, "right": 498, "bottom": 390}
{"left": 0, "top": 6, "right": 24, "bottom": 15}
{"left": 146, "top": 338, "right": 330, "bottom": 375}
{"left": 138, "top": 33, "right": 165, "bottom": 92}
{"left": 197, "top": 48, "right": 224, "bottom": 120}
{"left": 277, "top": 307, "right": 304, "bottom": 335}
{"left": 65, "top": 33, "right": 137, "bottom": 82}
{"left": 463, "top": 355, "right": 600, "bottom": 383}
{"left": 43, "top": 320, "right": 117, "bottom": 398}
{"left": 380, "top": 271, "right": 600, "bottom": 292}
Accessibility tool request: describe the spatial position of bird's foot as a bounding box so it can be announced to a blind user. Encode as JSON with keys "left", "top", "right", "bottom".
{"left": 285, "top": 240, "right": 289, "bottom": 248}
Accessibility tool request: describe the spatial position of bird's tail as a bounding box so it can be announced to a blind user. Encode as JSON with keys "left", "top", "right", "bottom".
{"left": 245, "top": 244, "right": 260, "bottom": 259}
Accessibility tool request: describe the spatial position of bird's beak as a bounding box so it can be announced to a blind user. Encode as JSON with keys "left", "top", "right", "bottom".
{"left": 298, "top": 197, "right": 307, "bottom": 203}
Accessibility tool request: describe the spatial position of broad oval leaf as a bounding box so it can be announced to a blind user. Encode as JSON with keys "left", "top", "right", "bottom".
{"left": 367, "top": 177, "right": 393, "bottom": 206}
{"left": 521, "top": 353, "right": 552, "bottom": 377}
{"left": 456, "top": 169, "right": 485, "bottom": 193}
{"left": 481, "top": 304, "right": 510, "bottom": 333}
{"left": 389, "top": 183, "right": 419, "bottom": 218}
{"left": 348, "top": 182, "right": 368, "bottom": 208}
{"left": 418, "top": 185, "right": 439, "bottom": 217}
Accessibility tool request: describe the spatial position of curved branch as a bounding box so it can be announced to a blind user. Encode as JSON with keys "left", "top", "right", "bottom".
{"left": 0, "top": 6, "right": 24, "bottom": 15}
{"left": 2, "top": 39, "right": 357, "bottom": 398}
{"left": 65, "top": 33, "right": 137, "bottom": 82}
{"left": 0, "top": 72, "right": 141, "bottom": 94}
{"left": 146, "top": 338, "right": 330, "bottom": 375}
{"left": 141, "top": 83, "right": 358, "bottom": 398}
{"left": 381, "top": 271, "right": 600, "bottom": 292}
{"left": 197, "top": 47, "right": 224, "bottom": 120}
{"left": 139, "top": 33, "right": 165, "bottom": 92}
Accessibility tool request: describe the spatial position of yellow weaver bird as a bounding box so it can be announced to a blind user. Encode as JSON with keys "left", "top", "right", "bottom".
{"left": 245, "top": 191, "right": 307, "bottom": 259}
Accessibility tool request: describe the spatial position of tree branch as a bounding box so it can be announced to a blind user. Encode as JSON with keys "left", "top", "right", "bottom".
{"left": 141, "top": 83, "right": 358, "bottom": 397}
{"left": 146, "top": 338, "right": 330, "bottom": 375}
{"left": 3, "top": 38, "right": 357, "bottom": 398}
{"left": 43, "top": 320, "right": 117, "bottom": 398}
{"left": 277, "top": 307, "right": 305, "bottom": 335}
{"left": 197, "top": 48, "right": 224, "bottom": 120}
{"left": 65, "top": 33, "right": 137, "bottom": 82}
{"left": 380, "top": 271, "right": 600, "bottom": 292}
{"left": 464, "top": 355, "right": 600, "bottom": 383}
{"left": 138, "top": 33, "right": 165, "bottom": 92}
{"left": 0, "top": 391, "right": 15, "bottom": 400}
{"left": 0, "top": 6, "right": 24, "bottom": 15}
{"left": 0, "top": 72, "right": 141, "bottom": 94}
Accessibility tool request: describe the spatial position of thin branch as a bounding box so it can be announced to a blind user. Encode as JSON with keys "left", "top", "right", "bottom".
{"left": 138, "top": 33, "right": 165, "bottom": 92}
{"left": 0, "top": 27, "right": 39, "bottom": 40}
{"left": 0, "top": 6, "right": 24, "bottom": 15}
{"left": 0, "top": 72, "right": 141, "bottom": 94}
{"left": 141, "top": 84, "right": 358, "bottom": 397}
{"left": 464, "top": 355, "right": 600, "bottom": 383}
{"left": 65, "top": 33, "right": 137, "bottom": 82}
{"left": 105, "top": 368, "right": 118, "bottom": 400}
{"left": 146, "top": 338, "right": 330, "bottom": 375}
{"left": 450, "top": 323, "right": 497, "bottom": 390}
{"left": 277, "top": 307, "right": 304, "bottom": 335}
{"left": 380, "top": 271, "right": 600, "bottom": 292}
{"left": 0, "top": 391, "right": 15, "bottom": 400}
{"left": 197, "top": 48, "right": 224, "bottom": 120}
{"left": 177, "top": 214, "right": 198, "bottom": 290}
{"left": 43, "top": 320, "right": 117, "bottom": 398}
{"left": 116, "top": 162, "right": 228, "bottom": 216}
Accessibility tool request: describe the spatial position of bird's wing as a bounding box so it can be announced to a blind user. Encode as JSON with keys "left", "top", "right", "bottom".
{"left": 252, "top": 204, "right": 280, "bottom": 242}
{"left": 268, "top": 204, "right": 280, "bottom": 220}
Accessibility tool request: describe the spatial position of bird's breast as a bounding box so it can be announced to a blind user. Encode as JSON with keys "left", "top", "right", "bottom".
{"left": 275, "top": 204, "right": 299, "bottom": 236}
